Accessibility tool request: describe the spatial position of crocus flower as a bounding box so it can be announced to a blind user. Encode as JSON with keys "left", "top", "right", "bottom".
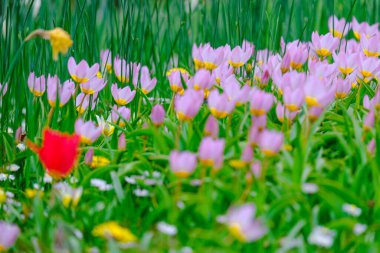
{"left": 357, "top": 55, "right": 380, "bottom": 82}
{"left": 113, "top": 57, "right": 140, "bottom": 85}
{"left": 118, "top": 133, "right": 126, "bottom": 150}
{"left": 200, "top": 44, "right": 226, "bottom": 70}
{"left": 198, "top": 137, "right": 225, "bottom": 170}
{"left": 188, "top": 69, "right": 212, "bottom": 91}
{"left": 224, "top": 203, "right": 267, "bottom": 242}
{"left": 167, "top": 68, "right": 189, "bottom": 94}
{"left": 258, "top": 129, "right": 283, "bottom": 156}
{"left": 207, "top": 90, "right": 235, "bottom": 119}
{"left": 229, "top": 145, "right": 253, "bottom": 169}
{"left": 249, "top": 88, "right": 274, "bottom": 116}
{"left": 0, "top": 222, "right": 20, "bottom": 251}
{"left": 333, "top": 51, "right": 359, "bottom": 75}
{"left": 204, "top": 114, "right": 219, "bottom": 138}
{"left": 276, "top": 103, "right": 298, "bottom": 123}
{"left": 228, "top": 46, "right": 252, "bottom": 68}
{"left": 169, "top": 150, "right": 197, "bottom": 178}
{"left": 47, "top": 75, "right": 75, "bottom": 107}
{"left": 140, "top": 66, "right": 157, "bottom": 94}
{"left": 68, "top": 57, "right": 99, "bottom": 83}
{"left": 25, "top": 28, "right": 73, "bottom": 60}
{"left": 75, "top": 92, "right": 98, "bottom": 114}
{"left": 222, "top": 75, "right": 251, "bottom": 105}
{"left": 100, "top": 49, "right": 112, "bottom": 73}
{"left": 80, "top": 77, "right": 106, "bottom": 94}
{"left": 334, "top": 78, "right": 352, "bottom": 98}
{"left": 251, "top": 115, "right": 267, "bottom": 130}
{"left": 311, "top": 32, "right": 339, "bottom": 57}
{"left": 151, "top": 104, "right": 165, "bottom": 126}
{"left": 272, "top": 70, "right": 306, "bottom": 95}
{"left": 328, "top": 16, "right": 349, "bottom": 38}
{"left": 352, "top": 17, "right": 379, "bottom": 40}
{"left": 27, "top": 128, "right": 80, "bottom": 178}
{"left": 174, "top": 89, "right": 204, "bottom": 121}
{"left": 92, "top": 222, "right": 137, "bottom": 243}
{"left": 248, "top": 126, "right": 261, "bottom": 146}
{"left": 253, "top": 65, "right": 271, "bottom": 87}
{"left": 28, "top": 72, "right": 46, "bottom": 96}
{"left": 364, "top": 110, "right": 375, "bottom": 130}
{"left": 284, "top": 41, "right": 309, "bottom": 69}
{"left": 361, "top": 33, "right": 380, "bottom": 57}
{"left": 0, "top": 82, "right": 8, "bottom": 97}
{"left": 111, "top": 83, "right": 136, "bottom": 105}
{"left": 283, "top": 86, "right": 305, "bottom": 111}
{"left": 211, "top": 62, "right": 234, "bottom": 85}
{"left": 111, "top": 105, "right": 131, "bottom": 127}
{"left": 304, "top": 75, "right": 334, "bottom": 107}
{"left": 75, "top": 119, "right": 102, "bottom": 144}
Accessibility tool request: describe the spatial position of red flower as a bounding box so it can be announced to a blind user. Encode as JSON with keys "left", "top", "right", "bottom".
{"left": 27, "top": 128, "right": 81, "bottom": 178}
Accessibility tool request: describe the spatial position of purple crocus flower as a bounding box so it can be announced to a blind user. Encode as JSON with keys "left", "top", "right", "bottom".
{"left": 283, "top": 40, "right": 309, "bottom": 70}
{"left": 188, "top": 69, "right": 212, "bottom": 91}
{"left": 80, "top": 77, "right": 106, "bottom": 95}
{"left": 357, "top": 55, "right": 380, "bottom": 83}
{"left": 75, "top": 118, "right": 102, "bottom": 144}
{"left": 308, "top": 106, "right": 324, "bottom": 121}
{"left": 47, "top": 75, "right": 75, "bottom": 107}
{"left": 113, "top": 57, "right": 140, "bottom": 86}
{"left": 207, "top": 90, "right": 235, "bottom": 119}
{"left": 333, "top": 51, "right": 359, "bottom": 75}
{"left": 0, "top": 222, "right": 20, "bottom": 250}
{"left": 364, "top": 110, "right": 375, "bottom": 130}
{"left": 68, "top": 57, "right": 99, "bottom": 83}
{"left": 198, "top": 137, "right": 225, "bottom": 170}
{"left": 111, "top": 83, "right": 136, "bottom": 106}
{"left": 228, "top": 46, "right": 252, "bottom": 68}
{"left": 75, "top": 92, "right": 98, "bottom": 114}
{"left": 151, "top": 104, "right": 165, "bottom": 126}
{"left": 199, "top": 44, "right": 226, "bottom": 70}
{"left": 258, "top": 129, "right": 283, "bottom": 156}
{"left": 311, "top": 32, "right": 339, "bottom": 57}
{"left": 283, "top": 86, "right": 305, "bottom": 112}
{"left": 251, "top": 115, "right": 267, "bottom": 130}
{"left": 118, "top": 133, "right": 126, "bottom": 150}
{"left": 28, "top": 72, "right": 46, "bottom": 96}
{"left": 140, "top": 66, "right": 157, "bottom": 94}
{"left": 272, "top": 70, "right": 306, "bottom": 95}
{"left": 361, "top": 33, "right": 380, "bottom": 57}
{"left": 276, "top": 103, "right": 298, "bottom": 123}
{"left": 249, "top": 88, "right": 274, "bottom": 116}
{"left": 174, "top": 89, "right": 204, "bottom": 121}
{"left": 334, "top": 78, "right": 352, "bottom": 98}
{"left": 328, "top": 16, "right": 349, "bottom": 38}
{"left": 352, "top": 17, "right": 379, "bottom": 40}
{"left": 204, "top": 114, "right": 219, "bottom": 138}
{"left": 211, "top": 62, "right": 234, "bottom": 85}
{"left": 169, "top": 150, "right": 197, "bottom": 178}
{"left": 248, "top": 126, "right": 261, "bottom": 147}
{"left": 167, "top": 69, "right": 189, "bottom": 94}
{"left": 111, "top": 105, "right": 131, "bottom": 127}
{"left": 224, "top": 203, "right": 267, "bottom": 242}
{"left": 222, "top": 75, "right": 251, "bottom": 105}
{"left": 304, "top": 75, "right": 334, "bottom": 107}
{"left": 100, "top": 49, "right": 112, "bottom": 73}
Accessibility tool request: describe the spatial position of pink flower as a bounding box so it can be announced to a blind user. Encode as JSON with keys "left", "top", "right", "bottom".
{"left": 207, "top": 90, "right": 235, "bottom": 119}
{"left": 258, "top": 129, "right": 284, "bottom": 156}
{"left": 361, "top": 33, "right": 380, "bottom": 57}
{"left": 358, "top": 55, "right": 380, "bottom": 82}
{"left": 328, "top": 16, "right": 349, "bottom": 38}
{"left": 68, "top": 57, "right": 99, "bottom": 83}
{"left": 276, "top": 103, "right": 298, "bottom": 123}
{"left": 118, "top": 133, "right": 126, "bottom": 150}
{"left": 248, "top": 126, "right": 261, "bottom": 146}
{"left": 334, "top": 78, "right": 352, "bottom": 98}
{"left": 311, "top": 32, "right": 339, "bottom": 57}
{"left": 113, "top": 57, "right": 140, "bottom": 85}
{"left": 228, "top": 46, "right": 252, "bottom": 68}
{"left": 111, "top": 83, "right": 136, "bottom": 105}
{"left": 283, "top": 40, "right": 309, "bottom": 69}
{"left": 251, "top": 115, "right": 267, "bottom": 130}
{"left": 167, "top": 69, "right": 189, "bottom": 94}
{"left": 211, "top": 62, "right": 234, "bottom": 85}
{"left": 352, "top": 17, "right": 379, "bottom": 40}
{"left": 304, "top": 75, "right": 334, "bottom": 107}
{"left": 253, "top": 65, "right": 271, "bottom": 86}
{"left": 188, "top": 69, "right": 212, "bottom": 91}
{"left": 272, "top": 70, "right": 306, "bottom": 95}
{"left": 222, "top": 75, "right": 251, "bottom": 105}
{"left": 364, "top": 110, "right": 375, "bottom": 130}
{"left": 75, "top": 118, "right": 102, "bottom": 144}
{"left": 169, "top": 150, "right": 197, "bottom": 178}
{"left": 0, "top": 82, "right": 8, "bottom": 97}
{"left": 249, "top": 88, "right": 274, "bottom": 116}
{"left": 283, "top": 86, "right": 305, "bottom": 111}
{"left": 174, "top": 89, "right": 204, "bottom": 121}
{"left": 204, "top": 114, "right": 219, "bottom": 138}
{"left": 47, "top": 75, "right": 75, "bottom": 107}
{"left": 198, "top": 137, "right": 225, "bottom": 170}
{"left": 111, "top": 105, "right": 131, "bottom": 127}
{"left": 308, "top": 106, "right": 324, "bottom": 121}
{"left": 333, "top": 51, "right": 360, "bottom": 75}
{"left": 100, "top": 49, "right": 112, "bottom": 73}
{"left": 151, "top": 104, "right": 165, "bottom": 126}
{"left": 0, "top": 222, "right": 20, "bottom": 251}
{"left": 140, "top": 66, "right": 157, "bottom": 94}
{"left": 80, "top": 77, "right": 106, "bottom": 95}
{"left": 224, "top": 203, "right": 267, "bottom": 242}
{"left": 192, "top": 43, "right": 227, "bottom": 70}
{"left": 28, "top": 72, "right": 46, "bottom": 96}
{"left": 75, "top": 92, "right": 98, "bottom": 114}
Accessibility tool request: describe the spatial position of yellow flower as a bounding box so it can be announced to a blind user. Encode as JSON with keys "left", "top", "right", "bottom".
{"left": 92, "top": 221, "right": 137, "bottom": 243}
{"left": 25, "top": 28, "right": 73, "bottom": 61}
{"left": 0, "top": 188, "right": 6, "bottom": 204}
{"left": 25, "top": 189, "right": 43, "bottom": 198}
{"left": 90, "top": 156, "right": 110, "bottom": 168}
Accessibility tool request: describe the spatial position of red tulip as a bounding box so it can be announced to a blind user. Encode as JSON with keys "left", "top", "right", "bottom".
{"left": 27, "top": 128, "right": 81, "bottom": 178}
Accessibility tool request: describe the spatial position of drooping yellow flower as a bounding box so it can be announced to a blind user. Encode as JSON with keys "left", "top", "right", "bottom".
{"left": 25, "top": 28, "right": 73, "bottom": 61}
{"left": 92, "top": 221, "right": 137, "bottom": 243}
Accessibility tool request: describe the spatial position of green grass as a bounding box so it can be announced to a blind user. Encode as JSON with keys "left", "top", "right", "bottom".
{"left": 1, "top": 0, "right": 380, "bottom": 252}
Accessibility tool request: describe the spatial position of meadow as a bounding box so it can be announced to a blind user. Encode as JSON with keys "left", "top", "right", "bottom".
{"left": 1, "top": 0, "right": 380, "bottom": 252}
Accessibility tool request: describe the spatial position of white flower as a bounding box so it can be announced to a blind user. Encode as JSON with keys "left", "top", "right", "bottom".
{"left": 90, "top": 179, "right": 112, "bottom": 191}
{"left": 302, "top": 183, "right": 318, "bottom": 194}
{"left": 43, "top": 173, "right": 53, "bottom": 184}
{"left": 152, "top": 171, "right": 161, "bottom": 178}
{"left": 0, "top": 173, "right": 8, "bottom": 181}
{"left": 342, "top": 203, "right": 362, "bottom": 217}
{"left": 8, "top": 175, "right": 15, "bottom": 181}
{"left": 353, "top": 223, "right": 367, "bottom": 235}
{"left": 6, "top": 164, "right": 20, "bottom": 172}
{"left": 125, "top": 176, "right": 136, "bottom": 184}
{"left": 157, "top": 222, "right": 177, "bottom": 236}
{"left": 133, "top": 188, "right": 149, "bottom": 197}
{"left": 16, "top": 143, "right": 26, "bottom": 151}
{"left": 308, "top": 226, "right": 336, "bottom": 248}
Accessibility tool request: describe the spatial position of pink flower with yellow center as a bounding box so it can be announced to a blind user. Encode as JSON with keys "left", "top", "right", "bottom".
{"left": 276, "top": 103, "right": 298, "bottom": 123}
{"left": 198, "top": 137, "right": 225, "bottom": 170}
{"left": 333, "top": 51, "right": 359, "bottom": 75}
{"left": 150, "top": 104, "right": 165, "bottom": 126}
{"left": 352, "top": 17, "right": 378, "bottom": 41}
{"left": 100, "top": 49, "right": 113, "bottom": 73}
{"left": 68, "top": 57, "right": 99, "bottom": 83}
{"left": 47, "top": 75, "right": 75, "bottom": 107}
{"left": 75, "top": 92, "right": 98, "bottom": 114}
{"left": 75, "top": 119, "right": 102, "bottom": 144}
{"left": 80, "top": 77, "right": 106, "bottom": 95}
{"left": 113, "top": 57, "right": 140, "bottom": 85}
{"left": 174, "top": 89, "right": 203, "bottom": 121}
{"left": 311, "top": 32, "right": 339, "bottom": 57}
{"left": 140, "top": 66, "right": 157, "bottom": 94}
{"left": 207, "top": 90, "right": 235, "bottom": 119}
{"left": 228, "top": 45, "right": 252, "bottom": 68}
{"left": 167, "top": 69, "right": 189, "bottom": 94}
{"left": 249, "top": 88, "right": 274, "bottom": 116}
{"left": 211, "top": 62, "right": 234, "bottom": 85}
{"left": 328, "top": 15, "right": 349, "bottom": 38}
{"left": 111, "top": 83, "right": 136, "bottom": 106}
{"left": 304, "top": 75, "right": 334, "bottom": 107}
{"left": 361, "top": 33, "right": 380, "bottom": 57}
{"left": 111, "top": 105, "right": 131, "bottom": 127}
{"left": 258, "top": 129, "right": 283, "bottom": 156}
{"left": 204, "top": 114, "right": 219, "bottom": 138}
{"left": 169, "top": 150, "right": 197, "bottom": 178}
{"left": 283, "top": 86, "right": 305, "bottom": 112}
{"left": 0, "top": 222, "right": 20, "bottom": 251}
{"left": 28, "top": 72, "right": 46, "bottom": 96}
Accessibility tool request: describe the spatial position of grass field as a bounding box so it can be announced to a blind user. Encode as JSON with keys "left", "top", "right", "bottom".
{"left": 1, "top": 0, "right": 380, "bottom": 252}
